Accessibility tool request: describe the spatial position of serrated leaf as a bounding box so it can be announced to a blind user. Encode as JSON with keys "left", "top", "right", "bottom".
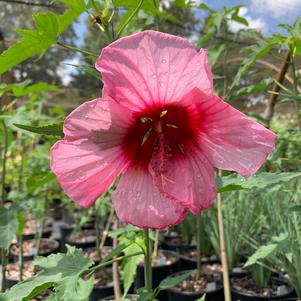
{"left": 0, "top": 1, "right": 85, "bottom": 74}
{"left": 121, "top": 243, "right": 143, "bottom": 296}
{"left": 4, "top": 246, "right": 94, "bottom": 301}
{"left": 158, "top": 271, "right": 191, "bottom": 290}
{"left": 0, "top": 12, "right": 58, "bottom": 74}
{"left": 14, "top": 123, "right": 63, "bottom": 137}
{"left": 57, "top": 0, "right": 86, "bottom": 34}
{"left": 0, "top": 206, "right": 18, "bottom": 249}
{"left": 55, "top": 276, "right": 94, "bottom": 301}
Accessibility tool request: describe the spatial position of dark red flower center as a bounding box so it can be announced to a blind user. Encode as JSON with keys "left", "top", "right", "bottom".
{"left": 123, "top": 103, "right": 201, "bottom": 168}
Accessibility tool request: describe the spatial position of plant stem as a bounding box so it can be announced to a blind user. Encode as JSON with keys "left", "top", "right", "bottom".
{"left": 195, "top": 214, "right": 201, "bottom": 282}
{"left": 143, "top": 229, "right": 152, "bottom": 293}
{"left": 217, "top": 183, "right": 231, "bottom": 301}
{"left": 264, "top": 50, "right": 291, "bottom": 126}
{"left": 87, "top": 251, "right": 143, "bottom": 276}
{"left": 152, "top": 230, "right": 159, "bottom": 263}
{"left": 98, "top": 206, "right": 115, "bottom": 260}
{"left": 56, "top": 41, "right": 98, "bottom": 58}
{"left": 1, "top": 120, "right": 8, "bottom": 292}
{"left": 35, "top": 200, "right": 47, "bottom": 260}
{"left": 116, "top": 0, "right": 145, "bottom": 39}
{"left": 112, "top": 219, "right": 121, "bottom": 301}
{"left": 18, "top": 234, "right": 23, "bottom": 281}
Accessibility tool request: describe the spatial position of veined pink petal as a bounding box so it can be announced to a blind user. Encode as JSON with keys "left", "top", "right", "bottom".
{"left": 112, "top": 165, "right": 187, "bottom": 229}
{"left": 96, "top": 30, "right": 213, "bottom": 111}
{"left": 50, "top": 98, "right": 134, "bottom": 208}
{"left": 195, "top": 91, "right": 276, "bottom": 177}
{"left": 63, "top": 98, "right": 134, "bottom": 143}
{"left": 51, "top": 140, "right": 130, "bottom": 208}
{"left": 149, "top": 136, "right": 217, "bottom": 215}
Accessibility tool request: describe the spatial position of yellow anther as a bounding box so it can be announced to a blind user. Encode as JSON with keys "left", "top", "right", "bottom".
{"left": 140, "top": 117, "right": 152, "bottom": 123}
{"left": 166, "top": 123, "right": 178, "bottom": 129}
{"left": 160, "top": 110, "right": 168, "bottom": 118}
{"left": 142, "top": 128, "right": 153, "bottom": 145}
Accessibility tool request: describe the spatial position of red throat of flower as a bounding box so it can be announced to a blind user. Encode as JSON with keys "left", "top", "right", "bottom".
{"left": 122, "top": 103, "right": 201, "bottom": 169}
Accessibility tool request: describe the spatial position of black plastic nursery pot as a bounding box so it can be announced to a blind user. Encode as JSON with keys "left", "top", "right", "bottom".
{"left": 162, "top": 234, "right": 189, "bottom": 252}
{"left": 89, "top": 268, "right": 114, "bottom": 301}
{"left": 65, "top": 229, "right": 97, "bottom": 250}
{"left": 230, "top": 275, "right": 295, "bottom": 301}
{"left": 21, "top": 217, "right": 53, "bottom": 241}
{"left": 100, "top": 294, "right": 159, "bottom": 301}
{"left": 10, "top": 238, "right": 60, "bottom": 261}
{"left": 167, "top": 268, "right": 223, "bottom": 301}
{"left": 5, "top": 261, "right": 37, "bottom": 288}
{"left": 179, "top": 246, "right": 219, "bottom": 270}
{"left": 135, "top": 250, "right": 180, "bottom": 301}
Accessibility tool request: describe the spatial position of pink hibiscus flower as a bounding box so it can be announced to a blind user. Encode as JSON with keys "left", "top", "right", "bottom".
{"left": 51, "top": 30, "right": 276, "bottom": 229}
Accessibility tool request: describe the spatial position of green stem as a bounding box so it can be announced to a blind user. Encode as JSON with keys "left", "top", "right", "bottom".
{"left": 56, "top": 41, "right": 98, "bottom": 58}
{"left": 152, "top": 230, "right": 159, "bottom": 263}
{"left": 143, "top": 229, "right": 152, "bottom": 293}
{"left": 18, "top": 234, "right": 23, "bottom": 281}
{"left": 87, "top": 251, "right": 143, "bottom": 276}
{"left": 195, "top": 215, "right": 201, "bottom": 282}
{"left": 1, "top": 120, "right": 8, "bottom": 292}
{"left": 116, "top": 0, "right": 145, "bottom": 39}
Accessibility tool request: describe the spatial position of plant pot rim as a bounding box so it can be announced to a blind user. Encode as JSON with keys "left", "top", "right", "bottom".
{"left": 167, "top": 269, "right": 224, "bottom": 295}
{"left": 230, "top": 275, "right": 295, "bottom": 299}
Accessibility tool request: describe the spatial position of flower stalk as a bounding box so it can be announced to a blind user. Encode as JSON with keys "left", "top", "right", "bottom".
{"left": 195, "top": 214, "right": 202, "bottom": 282}
{"left": 143, "top": 229, "right": 153, "bottom": 293}
{"left": 217, "top": 189, "right": 231, "bottom": 301}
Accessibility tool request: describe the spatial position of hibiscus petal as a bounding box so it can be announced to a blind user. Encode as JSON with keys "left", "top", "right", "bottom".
{"left": 51, "top": 98, "right": 134, "bottom": 208}
{"left": 96, "top": 30, "right": 213, "bottom": 111}
{"left": 149, "top": 137, "right": 217, "bottom": 215}
{"left": 196, "top": 92, "right": 276, "bottom": 177}
{"left": 51, "top": 140, "right": 130, "bottom": 208}
{"left": 63, "top": 98, "right": 134, "bottom": 143}
{"left": 112, "top": 165, "right": 187, "bottom": 229}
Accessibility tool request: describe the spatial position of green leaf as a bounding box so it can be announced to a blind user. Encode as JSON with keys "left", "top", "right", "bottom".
{"left": 56, "top": 0, "right": 86, "bottom": 34}
{"left": 290, "top": 205, "right": 301, "bottom": 212}
{"left": 27, "top": 172, "right": 56, "bottom": 193}
{"left": 232, "top": 79, "right": 272, "bottom": 98}
{"left": 55, "top": 276, "right": 94, "bottom": 301}
{"left": 158, "top": 271, "right": 191, "bottom": 290}
{"left": 121, "top": 243, "right": 144, "bottom": 296}
{"left": 100, "top": 243, "right": 131, "bottom": 264}
{"left": 136, "top": 288, "right": 153, "bottom": 301}
{"left": 0, "top": 12, "right": 58, "bottom": 74}
{"left": 13, "top": 123, "right": 63, "bottom": 137}
{"left": 0, "top": 0, "right": 85, "bottom": 74}
{"left": 208, "top": 44, "right": 226, "bottom": 67}
{"left": 231, "top": 36, "right": 280, "bottom": 88}
{"left": 218, "top": 172, "right": 301, "bottom": 193}
{"left": 195, "top": 295, "right": 206, "bottom": 301}
{"left": 244, "top": 233, "right": 288, "bottom": 267}
{"left": 231, "top": 10, "right": 248, "bottom": 26}
{"left": 0, "top": 206, "right": 18, "bottom": 250}
{"left": 198, "top": 3, "right": 210, "bottom": 11}
{"left": 4, "top": 246, "right": 94, "bottom": 301}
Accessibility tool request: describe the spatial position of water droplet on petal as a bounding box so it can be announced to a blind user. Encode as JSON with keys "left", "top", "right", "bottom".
{"left": 162, "top": 59, "right": 166, "bottom": 64}
{"left": 152, "top": 74, "right": 157, "bottom": 79}
{"left": 79, "top": 176, "right": 85, "bottom": 180}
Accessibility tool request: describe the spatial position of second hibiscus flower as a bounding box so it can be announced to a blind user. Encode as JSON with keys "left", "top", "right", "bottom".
{"left": 51, "top": 30, "right": 276, "bottom": 229}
